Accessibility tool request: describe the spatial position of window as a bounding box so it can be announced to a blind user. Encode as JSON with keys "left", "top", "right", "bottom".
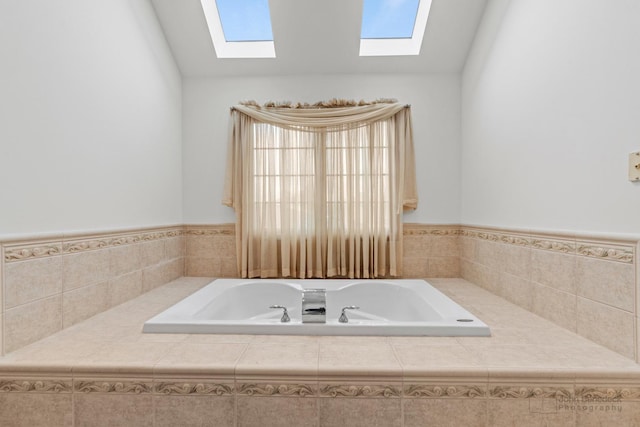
{"left": 250, "top": 123, "right": 392, "bottom": 236}
{"left": 360, "top": 0, "right": 433, "bottom": 56}
{"left": 200, "top": 0, "right": 275, "bottom": 58}
{"left": 224, "top": 101, "right": 417, "bottom": 278}
{"left": 200, "top": 0, "right": 433, "bottom": 58}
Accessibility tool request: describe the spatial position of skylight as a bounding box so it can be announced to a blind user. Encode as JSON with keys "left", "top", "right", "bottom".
{"left": 216, "top": 0, "right": 273, "bottom": 42}
{"left": 360, "top": 0, "right": 433, "bottom": 56}
{"left": 200, "top": 0, "right": 275, "bottom": 58}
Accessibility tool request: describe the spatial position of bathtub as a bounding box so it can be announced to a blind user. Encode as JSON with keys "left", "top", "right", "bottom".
{"left": 143, "top": 279, "right": 491, "bottom": 336}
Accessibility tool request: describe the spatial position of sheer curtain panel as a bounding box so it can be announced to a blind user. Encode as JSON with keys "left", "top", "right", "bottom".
{"left": 223, "top": 100, "right": 417, "bottom": 278}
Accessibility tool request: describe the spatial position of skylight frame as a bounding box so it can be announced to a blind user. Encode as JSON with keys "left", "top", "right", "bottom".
{"left": 359, "top": 0, "right": 433, "bottom": 57}
{"left": 200, "top": 0, "right": 275, "bottom": 59}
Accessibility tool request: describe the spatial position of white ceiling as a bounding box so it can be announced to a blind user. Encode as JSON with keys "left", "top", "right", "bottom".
{"left": 150, "top": 0, "right": 488, "bottom": 77}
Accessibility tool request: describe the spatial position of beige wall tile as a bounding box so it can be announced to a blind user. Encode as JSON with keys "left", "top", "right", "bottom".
{"left": 402, "top": 235, "right": 424, "bottom": 256}
{"left": 460, "top": 259, "right": 480, "bottom": 285}
{"left": 502, "top": 244, "right": 531, "bottom": 279}
{"left": 0, "top": 393, "right": 73, "bottom": 426}
{"left": 530, "top": 282, "right": 577, "bottom": 332}
{"left": 142, "top": 263, "right": 168, "bottom": 292}
{"left": 405, "top": 235, "right": 459, "bottom": 258}
{"left": 574, "top": 401, "right": 640, "bottom": 426}
{"left": 476, "top": 264, "right": 501, "bottom": 295}
{"left": 487, "top": 398, "right": 575, "bottom": 426}
{"left": 576, "top": 257, "right": 635, "bottom": 313}
{"left": 74, "top": 394, "right": 153, "bottom": 427}
{"left": 4, "top": 295, "right": 62, "bottom": 353}
{"left": 212, "top": 235, "right": 236, "bottom": 256}
{"left": 402, "top": 257, "right": 429, "bottom": 278}
{"left": 403, "top": 398, "right": 487, "bottom": 427}
{"left": 218, "top": 256, "right": 239, "bottom": 277}
{"left": 237, "top": 396, "right": 318, "bottom": 427}
{"left": 4, "top": 256, "right": 63, "bottom": 309}
{"left": 320, "top": 398, "right": 401, "bottom": 427}
{"left": 237, "top": 342, "right": 318, "bottom": 375}
{"left": 62, "top": 249, "right": 110, "bottom": 292}
{"left": 154, "top": 395, "right": 235, "bottom": 427}
{"left": 460, "top": 236, "right": 478, "bottom": 262}
{"left": 531, "top": 249, "right": 576, "bottom": 294}
{"left": 498, "top": 273, "right": 533, "bottom": 311}
{"left": 75, "top": 342, "right": 176, "bottom": 367}
{"left": 164, "top": 236, "right": 185, "bottom": 260}
{"left": 186, "top": 257, "right": 221, "bottom": 277}
{"left": 140, "top": 239, "right": 165, "bottom": 267}
{"left": 62, "top": 281, "right": 109, "bottom": 328}
{"left": 431, "top": 235, "right": 460, "bottom": 257}
{"left": 476, "top": 240, "right": 505, "bottom": 271}
{"left": 393, "top": 344, "right": 483, "bottom": 371}
{"left": 319, "top": 343, "right": 401, "bottom": 376}
{"left": 154, "top": 343, "right": 247, "bottom": 374}
{"left": 108, "top": 271, "right": 143, "bottom": 308}
{"left": 167, "top": 257, "right": 185, "bottom": 280}
{"left": 109, "top": 244, "right": 141, "bottom": 277}
{"left": 577, "top": 297, "right": 635, "bottom": 359}
{"left": 186, "top": 235, "right": 217, "bottom": 257}
{"left": 428, "top": 257, "right": 460, "bottom": 278}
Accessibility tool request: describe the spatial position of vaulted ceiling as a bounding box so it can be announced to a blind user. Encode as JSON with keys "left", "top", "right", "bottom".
{"left": 150, "top": 0, "right": 487, "bottom": 77}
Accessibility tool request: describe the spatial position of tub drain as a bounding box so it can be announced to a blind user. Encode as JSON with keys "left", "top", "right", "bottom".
{"left": 456, "top": 319, "right": 474, "bottom": 322}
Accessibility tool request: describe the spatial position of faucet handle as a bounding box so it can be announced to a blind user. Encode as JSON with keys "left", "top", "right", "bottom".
{"left": 269, "top": 305, "right": 290, "bottom": 323}
{"left": 339, "top": 306, "right": 360, "bottom": 323}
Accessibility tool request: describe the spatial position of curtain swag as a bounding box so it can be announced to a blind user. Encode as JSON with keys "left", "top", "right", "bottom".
{"left": 230, "top": 99, "right": 410, "bottom": 133}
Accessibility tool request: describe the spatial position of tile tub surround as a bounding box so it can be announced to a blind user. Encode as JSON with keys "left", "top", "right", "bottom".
{"left": 0, "top": 226, "right": 185, "bottom": 355}
{"left": 1, "top": 278, "right": 640, "bottom": 426}
{"left": 460, "top": 226, "right": 639, "bottom": 363}
{"left": 3, "top": 223, "right": 639, "bottom": 362}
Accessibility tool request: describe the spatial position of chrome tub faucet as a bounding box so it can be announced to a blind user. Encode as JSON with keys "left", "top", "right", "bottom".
{"left": 302, "top": 289, "right": 326, "bottom": 323}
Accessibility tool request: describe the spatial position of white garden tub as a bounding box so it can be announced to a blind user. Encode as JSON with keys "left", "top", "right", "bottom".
{"left": 143, "top": 279, "right": 490, "bottom": 336}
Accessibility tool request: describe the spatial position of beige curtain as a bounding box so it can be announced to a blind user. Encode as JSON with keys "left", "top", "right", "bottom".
{"left": 223, "top": 100, "right": 417, "bottom": 278}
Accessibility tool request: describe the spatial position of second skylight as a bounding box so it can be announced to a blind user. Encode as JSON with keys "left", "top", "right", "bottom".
{"left": 360, "top": 0, "right": 432, "bottom": 56}
{"left": 361, "top": 0, "right": 420, "bottom": 39}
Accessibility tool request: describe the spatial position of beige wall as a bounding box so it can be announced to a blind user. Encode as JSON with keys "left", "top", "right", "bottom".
{"left": 0, "top": 226, "right": 184, "bottom": 354}
{"left": 460, "top": 226, "right": 638, "bottom": 360}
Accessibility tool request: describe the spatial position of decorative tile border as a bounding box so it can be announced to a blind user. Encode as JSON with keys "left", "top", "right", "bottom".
{"left": 320, "top": 384, "right": 401, "bottom": 398}
{"left": 0, "top": 379, "right": 72, "bottom": 393}
{"left": 1, "top": 377, "right": 640, "bottom": 404}
{"left": 74, "top": 380, "right": 154, "bottom": 394}
{"left": 237, "top": 383, "right": 316, "bottom": 397}
{"left": 184, "top": 225, "right": 234, "bottom": 236}
{"left": 404, "top": 384, "right": 485, "bottom": 398}
{"left": 576, "top": 244, "right": 634, "bottom": 263}
{"left": 402, "top": 225, "right": 461, "bottom": 236}
{"left": 461, "top": 227, "right": 636, "bottom": 264}
{"left": 3, "top": 224, "right": 635, "bottom": 264}
{"left": 3, "top": 227, "right": 184, "bottom": 262}
{"left": 488, "top": 386, "right": 572, "bottom": 399}
{"left": 530, "top": 238, "right": 575, "bottom": 254}
{"left": 155, "top": 382, "right": 234, "bottom": 396}
{"left": 3, "top": 243, "right": 63, "bottom": 262}
{"left": 575, "top": 387, "right": 640, "bottom": 400}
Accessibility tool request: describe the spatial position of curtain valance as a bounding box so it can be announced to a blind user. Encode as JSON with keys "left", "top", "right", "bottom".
{"left": 231, "top": 100, "right": 408, "bottom": 132}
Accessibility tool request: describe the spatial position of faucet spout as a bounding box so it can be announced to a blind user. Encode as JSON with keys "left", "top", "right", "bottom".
{"left": 302, "top": 289, "right": 326, "bottom": 323}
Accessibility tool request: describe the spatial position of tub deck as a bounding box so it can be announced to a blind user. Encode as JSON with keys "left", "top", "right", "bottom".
{"left": 1, "top": 277, "right": 639, "bottom": 426}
